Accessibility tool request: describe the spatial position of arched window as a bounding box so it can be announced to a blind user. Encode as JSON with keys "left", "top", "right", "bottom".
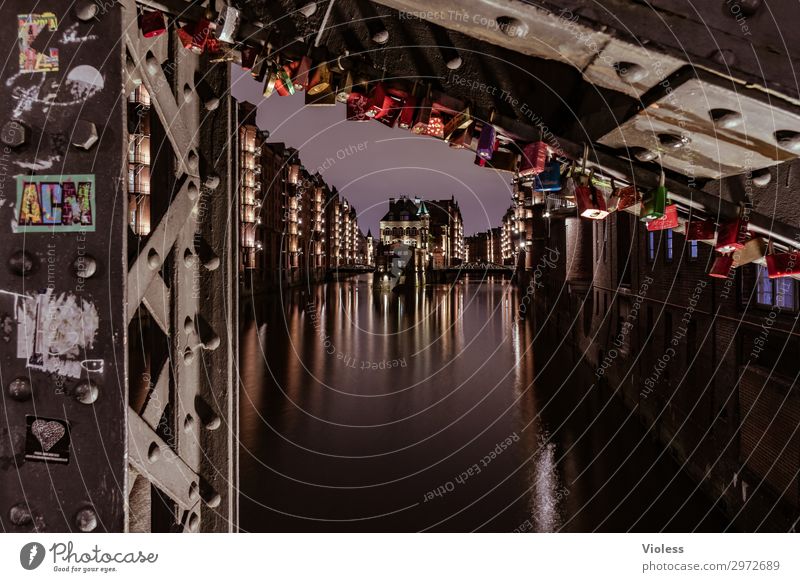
{"left": 411, "top": 227, "right": 417, "bottom": 236}
{"left": 383, "top": 228, "right": 391, "bottom": 237}
{"left": 405, "top": 227, "right": 412, "bottom": 236}
{"left": 392, "top": 227, "right": 401, "bottom": 237}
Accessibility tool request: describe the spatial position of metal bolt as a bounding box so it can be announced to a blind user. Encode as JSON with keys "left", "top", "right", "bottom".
{"left": 74, "top": 507, "right": 98, "bottom": 532}
{"left": 71, "top": 120, "right": 98, "bottom": 150}
{"left": 74, "top": 0, "right": 99, "bottom": 21}
{"left": 496, "top": 16, "right": 528, "bottom": 38}
{"left": 72, "top": 255, "right": 97, "bottom": 278}
{"left": 7, "top": 377, "right": 32, "bottom": 401}
{"left": 615, "top": 62, "right": 647, "bottom": 84}
{"left": 658, "top": 133, "right": 690, "bottom": 149}
{"left": 188, "top": 512, "right": 200, "bottom": 531}
{"left": 74, "top": 381, "right": 99, "bottom": 405}
{"left": 752, "top": 168, "right": 772, "bottom": 187}
{"left": 299, "top": 2, "right": 317, "bottom": 17}
{"left": 709, "top": 108, "right": 743, "bottom": 129}
{"left": 8, "top": 250, "right": 37, "bottom": 277}
{"left": 188, "top": 482, "right": 200, "bottom": 502}
{"left": 9, "top": 504, "right": 33, "bottom": 526}
{"left": 631, "top": 147, "right": 658, "bottom": 162}
{"left": 147, "top": 442, "right": 161, "bottom": 463}
{"left": 775, "top": 130, "right": 800, "bottom": 152}
{"left": 1, "top": 120, "right": 28, "bottom": 148}
{"left": 187, "top": 181, "right": 199, "bottom": 200}
{"left": 187, "top": 151, "right": 199, "bottom": 171}
{"left": 147, "top": 248, "right": 161, "bottom": 269}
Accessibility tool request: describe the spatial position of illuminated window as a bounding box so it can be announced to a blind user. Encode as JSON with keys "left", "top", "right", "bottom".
{"left": 647, "top": 231, "right": 656, "bottom": 262}
{"left": 665, "top": 229, "right": 673, "bottom": 262}
{"left": 689, "top": 240, "right": 698, "bottom": 260}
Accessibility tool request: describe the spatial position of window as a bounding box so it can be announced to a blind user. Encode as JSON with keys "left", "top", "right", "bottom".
{"left": 756, "top": 266, "right": 797, "bottom": 310}
{"left": 689, "top": 239, "right": 698, "bottom": 260}
{"left": 647, "top": 231, "right": 656, "bottom": 262}
{"left": 665, "top": 229, "right": 673, "bottom": 262}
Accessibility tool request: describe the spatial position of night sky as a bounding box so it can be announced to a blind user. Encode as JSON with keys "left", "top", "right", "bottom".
{"left": 231, "top": 65, "right": 514, "bottom": 236}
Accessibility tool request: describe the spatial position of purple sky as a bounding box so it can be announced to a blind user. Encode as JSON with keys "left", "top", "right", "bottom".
{"left": 231, "top": 66, "right": 513, "bottom": 236}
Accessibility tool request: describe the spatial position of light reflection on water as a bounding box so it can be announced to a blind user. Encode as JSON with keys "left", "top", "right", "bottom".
{"left": 239, "top": 275, "right": 725, "bottom": 532}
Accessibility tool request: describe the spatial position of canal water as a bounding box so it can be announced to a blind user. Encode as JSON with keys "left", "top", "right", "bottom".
{"left": 239, "top": 275, "right": 726, "bottom": 532}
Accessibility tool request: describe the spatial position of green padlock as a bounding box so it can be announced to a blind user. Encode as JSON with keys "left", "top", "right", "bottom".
{"left": 640, "top": 170, "right": 667, "bottom": 221}
{"left": 277, "top": 68, "right": 295, "bottom": 96}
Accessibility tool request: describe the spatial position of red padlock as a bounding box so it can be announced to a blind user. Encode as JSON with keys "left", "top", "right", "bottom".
{"left": 685, "top": 218, "right": 716, "bottom": 240}
{"left": 576, "top": 184, "right": 609, "bottom": 220}
{"left": 614, "top": 185, "right": 640, "bottom": 211}
{"left": 292, "top": 56, "right": 312, "bottom": 91}
{"left": 715, "top": 217, "right": 746, "bottom": 253}
{"left": 646, "top": 204, "right": 678, "bottom": 231}
{"left": 708, "top": 254, "right": 734, "bottom": 279}
{"left": 519, "top": 141, "right": 549, "bottom": 176}
{"left": 139, "top": 10, "right": 166, "bottom": 38}
{"left": 766, "top": 251, "right": 800, "bottom": 278}
{"left": 365, "top": 83, "right": 390, "bottom": 118}
{"left": 178, "top": 18, "right": 213, "bottom": 54}
{"left": 240, "top": 46, "right": 258, "bottom": 70}
{"left": 397, "top": 95, "right": 418, "bottom": 130}
{"left": 346, "top": 91, "right": 370, "bottom": 121}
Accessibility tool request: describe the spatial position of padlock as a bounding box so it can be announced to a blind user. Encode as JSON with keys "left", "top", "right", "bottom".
{"left": 475, "top": 147, "right": 517, "bottom": 172}
{"left": 346, "top": 91, "right": 370, "bottom": 121}
{"left": 442, "top": 108, "right": 472, "bottom": 141}
{"left": 685, "top": 218, "right": 716, "bottom": 240}
{"left": 216, "top": 6, "right": 240, "bottom": 44}
{"left": 708, "top": 254, "right": 734, "bottom": 279}
{"left": 139, "top": 10, "right": 166, "bottom": 38}
{"left": 533, "top": 160, "right": 562, "bottom": 192}
{"left": 292, "top": 56, "right": 312, "bottom": 91}
{"left": 576, "top": 183, "right": 609, "bottom": 220}
{"left": 249, "top": 44, "right": 271, "bottom": 82}
{"left": 640, "top": 170, "right": 667, "bottom": 221}
{"left": 646, "top": 204, "right": 678, "bottom": 231}
{"left": 262, "top": 65, "right": 278, "bottom": 98}
{"left": 307, "top": 62, "right": 331, "bottom": 95}
{"left": 610, "top": 185, "right": 640, "bottom": 212}
{"left": 178, "top": 18, "right": 213, "bottom": 54}
{"left": 411, "top": 98, "right": 433, "bottom": 134}
{"left": 396, "top": 95, "right": 418, "bottom": 129}
{"left": 424, "top": 113, "right": 445, "bottom": 138}
{"left": 766, "top": 250, "right": 800, "bottom": 278}
{"left": 447, "top": 124, "right": 473, "bottom": 149}
{"left": 732, "top": 237, "right": 767, "bottom": 267}
{"left": 476, "top": 124, "right": 496, "bottom": 159}
{"left": 715, "top": 217, "right": 746, "bottom": 253}
{"left": 275, "top": 65, "right": 295, "bottom": 96}
{"left": 519, "top": 141, "right": 549, "bottom": 177}
{"left": 240, "top": 46, "right": 258, "bottom": 70}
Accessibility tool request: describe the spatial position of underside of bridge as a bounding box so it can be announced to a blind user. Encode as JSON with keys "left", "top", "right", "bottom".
{"left": 1, "top": 0, "right": 799, "bottom": 533}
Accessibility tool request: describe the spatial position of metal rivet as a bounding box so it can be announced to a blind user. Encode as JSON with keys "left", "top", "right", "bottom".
{"left": 204, "top": 414, "right": 221, "bottom": 431}
{"left": 775, "top": 130, "right": 800, "bottom": 152}
{"left": 72, "top": 255, "right": 97, "bottom": 278}
{"left": 727, "top": 0, "right": 762, "bottom": 17}
{"left": 74, "top": 381, "right": 99, "bottom": 405}
{"left": 709, "top": 108, "right": 743, "bottom": 129}
{"left": 496, "top": 16, "right": 528, "bottom": 38}
{"left": 631, "top": 147, "right": 658, "bottom": 162}
{"left": 615, "top": 61, "right": 647, "bottom": 83}
{"left": 7, "top": 378, "right": 32, "bottom": 401}
{"left": 145, "top": 52, "right": 160, "bottom": 75}
{"left": 184, "top": 316, "right": 195, "bottom": 335}
{"left": 202, "top": 334, "right": 221, "bottom": 351}
{"left": 372, "top": 29, "right": 389, "bottom": 44}
{"left": 183, "top": 249, "right": 199, "bottom": 268}
{"left": 204, "top": 97, "right": 219, "bottom": 111}
{"left": 752, "top": 168, "right": 772, "bottom": 187}
{"left": 8, "top": 250, "right": 37, "bottom": 277}
{"left": 183, "top": 346, "right": 195, "bottom": 365}
{"left": 446, "top": 55, "right": 462, "bottom": 70}
{"left": 203, "top": 491, "right": 221, "bottom": 508}
{"left": 188, "top": 512, "right": 200, "bottom": 531}
{"left": 204, "top": 174, "right": 220, "bottom": 190}
{"left": 75, "top": 1, "right": 99, "bottom": 21}
{"left": 203, "top": 256, "right": 220, "bottom": 271}
{"left": 299, "top": 2, "right": 317, "bottom": 17}
{"left": 658, "top": 133, "right": 689, "bottom": 149}
{"left": 187, "top": 151, "right": 199, "bottom": 171}
{"left": 147, "top": 248, "right": 161, "bottom": 269}
{"left": 147, "top": 442, "right": 161, "bottom": 463}
{"left": 187, "top": 182, "right": 199, "bottom": 200}
{"left": 183, "top": 83, "right": 194, "bottom": 102}
{"left": 74, "top": 507, "right": 98, "bottom": 532}
{"left": 183, "top": 414, "right": 196, "bottom": 433}
{"left": 1, "top": 120, "right": 28, "bottom": 148}
{"left": 9, "top": 504, "right": 33, "bottom": 526}
{"left": 188, "top": 482, "right": 199, "bottom": 502}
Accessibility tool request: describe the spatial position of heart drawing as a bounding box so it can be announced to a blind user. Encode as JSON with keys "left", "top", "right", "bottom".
{"left": 31, "top": 420, "right": 65, "bottom": 451}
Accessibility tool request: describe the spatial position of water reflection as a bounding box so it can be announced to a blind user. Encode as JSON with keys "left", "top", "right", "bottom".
{"left": 239, "top": 275, "right": 725, "bottom": 532}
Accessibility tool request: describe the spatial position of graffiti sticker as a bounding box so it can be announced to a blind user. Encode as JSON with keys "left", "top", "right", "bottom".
{"left": 15, "top": 174, "right": 95, "bottom": 232}
{"left": 25, "top": 416, "right": 70, "bottom": 464}
{"left": 18, "top": 13, "right": 59, "bottom": 73}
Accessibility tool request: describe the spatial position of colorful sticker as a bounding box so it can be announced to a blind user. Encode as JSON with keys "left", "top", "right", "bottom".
{"left": 15, "top": 175, "right": 95, "bottom": 232}
{"left": 25, "top": 416, "right": 70, "bottom": 464}
{"left": 18, "top": 13, "right": 59, "bottom": 73}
